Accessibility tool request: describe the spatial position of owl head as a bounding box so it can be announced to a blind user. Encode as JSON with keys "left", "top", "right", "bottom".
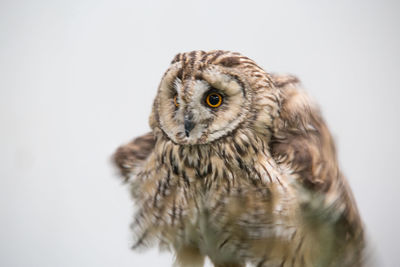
{"left": 150, "top": 50, "right": 280, "bottom": 145}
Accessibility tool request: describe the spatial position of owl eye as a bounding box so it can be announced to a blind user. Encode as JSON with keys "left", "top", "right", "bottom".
{"left": 173, "top": 95, "right": 179, "bottom": 107}
{"left": 205, "top": 92, "right": 223, "bottom": 108}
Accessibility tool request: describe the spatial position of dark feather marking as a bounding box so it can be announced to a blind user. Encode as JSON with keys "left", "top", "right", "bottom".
{"left": 236, "top": 156, "right": 245, "bottom": 170}
{"left": 256, "top": 257, "right": 267, "bottom": 267}
{"left": 176, "top": 68, "right": 183, "bottom": 80}
{"left": 171, "top": 53, "right": 181, "bottom": 64}
{"left": 218, "top": 56, "right": 241, "bottom": 67}
{"left": 259, "top": 163, "right": 273, "bottom": 183}
{"left": 132, "top": 230, "right": 148, "bottom": 249}
{"left": 182, "top": 170, "right": 190, "bottom": 188}
{"left": 181, "top": 53, "right": 187, "bottom": 64}
{"left": 213, "top": 167, "right": 219, "bottom": 182}
{"left": 172, "top": 164, "right": 179, "bottom": 176}
{"left": 184, "top": 156, "right": 192, "bottom": 168}
{"left": 207, "top": 162, "right": 212, "bottom": 174}
{"left": 251, "top": 142, "right": 259, "bottom": 154}
{"left": 171, "top": 197, "right": 176, "bottom": 226}
{"left": 230, "top": 74, "right": 247, "bottom": 97}
{"left": 189, "top": 50, "right": 196, "bottom": 69}
{"left": 206, "top": 178, "right": 212, "bottom": 191}
{"left": 207, "top": 50, "right": 224, "bottom": 64}
{"left": 233, "top": 141, "right": 245, "bottom": 156}
{"left": 218, "top": 237, "right": 231, "bottom": 249}
{"left": 178, "top": 205, "right": 184, "bottom": 230}
{"left": 194, "top": 72, "right": 203, "bottom": 80}
{"left": 166, "top": 170, "right": 171, "bottom": 185}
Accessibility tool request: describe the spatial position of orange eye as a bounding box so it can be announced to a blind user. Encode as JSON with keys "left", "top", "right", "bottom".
{"left": 173, "top": 95, "right": 179, "bottom": 107}
{"left": 206, "top": 92, "right": 223, "bottom": 108}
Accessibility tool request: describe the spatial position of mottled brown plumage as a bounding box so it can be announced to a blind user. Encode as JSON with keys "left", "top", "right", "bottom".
{"left": 113, "top": 50, "right": 365, "bottom": 266}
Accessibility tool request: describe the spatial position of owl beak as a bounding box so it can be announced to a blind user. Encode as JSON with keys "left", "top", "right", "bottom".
{"left": 184, "top": 118, "right": 195, "bottom": 137}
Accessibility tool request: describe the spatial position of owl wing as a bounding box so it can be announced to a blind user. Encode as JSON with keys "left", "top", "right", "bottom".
{"left": 270, "top": 74, "right": 338, "bottom": 191}
{"left": 113, "top": 132, "right": 155, "bottom": 181}
{"left": 269, "top": 74, "right": 365, "bottom": 264}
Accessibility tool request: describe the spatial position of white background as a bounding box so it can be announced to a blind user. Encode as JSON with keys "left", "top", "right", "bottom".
{"left": 1, "top": 0, "right": 399, "bottom": 266}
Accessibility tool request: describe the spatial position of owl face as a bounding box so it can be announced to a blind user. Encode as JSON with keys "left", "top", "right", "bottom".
{"left": 155, "top": 61, "right": 253, "bottom": 145}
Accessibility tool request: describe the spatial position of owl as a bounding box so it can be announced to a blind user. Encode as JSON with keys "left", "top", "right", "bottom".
{"left": 113, "top": 50, "right": 365, "bottom": 267}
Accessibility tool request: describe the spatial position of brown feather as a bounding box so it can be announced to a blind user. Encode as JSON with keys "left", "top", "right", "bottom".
{"left": 270, "top": 74, "right": 365, "bottom": 266}
{"left": 113, "top": 132, "right": 155, "bottom": 181}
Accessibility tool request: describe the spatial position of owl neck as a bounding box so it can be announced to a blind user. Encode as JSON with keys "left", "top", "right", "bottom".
{"left": 154, "top": 128, "right": 283, "bottom": 186}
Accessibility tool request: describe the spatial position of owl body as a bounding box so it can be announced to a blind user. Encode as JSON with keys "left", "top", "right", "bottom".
{"left": 114, "top": 51, "right": 365, "bottom": 267}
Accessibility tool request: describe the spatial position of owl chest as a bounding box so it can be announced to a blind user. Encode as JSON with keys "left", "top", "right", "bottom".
{"left": 137, "top": 148, "right": 304, "bottom": 263}
{"left": 165, "top": 158, "right": 292, "bottom": 252}
{"left": 174, "top": 176, "right": 299, "bottom": 265}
